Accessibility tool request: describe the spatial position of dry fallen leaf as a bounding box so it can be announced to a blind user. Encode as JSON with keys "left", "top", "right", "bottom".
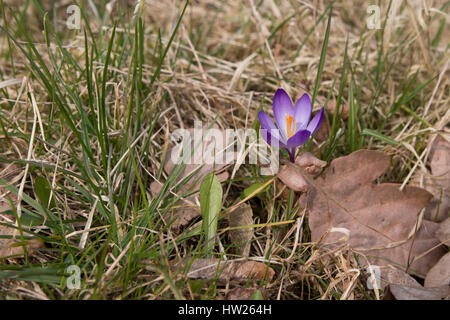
{"left": 364, "top": 220, "right": 445, "bottom": 277}
{"left": 379, "top": 265, "right": 450, "bottom": 300}
{"left": 0, "top": 222, "right": 44, "bottom": 259}
{"left": 282, "top": 149, "right": 445, "bottom": 277}
{"left": 150, "top": 125, "right": 230, "bottom": 230}
{"left": 380, "top": 267, "right": 422, "bottom": 289}
{"left": 184, "top": 258, "right": 275, "bottom": 282}
{"left": 0, "top": 163, "right": 20, "bottom": 213}
{"left": 387, "top": 284, "right": 450, "bottom": 300}
{"left": 228, "top": 203, "right": 253, "bottom": 257}
{"left": 415, "top": 135, "right": 450, "bottom": 222}
{"left": 424, "top": 252, "right": 450, "bottom": 288}
{"left": 0, "top": 163, "right": 44, "bottom": 259}
{"left": 436, "top": 217, "right": 450, "bottom": 246}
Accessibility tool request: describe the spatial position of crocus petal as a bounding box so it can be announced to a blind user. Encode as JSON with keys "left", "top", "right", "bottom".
{"left": 293, "top": 93, "right": 312, "bottom": 131}
{"left": 273, "top": 88, "right": 293, "bottom": 141}
{"left": 260, "top": 128, "right": 287, "bottom": 149}
{"left": 286, "top": 129, "right": 311, "bottom": 149}
{"left": 306, "top": 107, "right": 324, "bottom": 135}
{"left": 258, "top": 111, "right": 277, "bottom": 131}
{"left": 258, "top": 111, "right": 285, "bottom": 143}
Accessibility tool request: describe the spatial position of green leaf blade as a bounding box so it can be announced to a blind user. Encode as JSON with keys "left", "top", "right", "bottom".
{"left": 200, "top": 173, "right": 223, "bottom": 255}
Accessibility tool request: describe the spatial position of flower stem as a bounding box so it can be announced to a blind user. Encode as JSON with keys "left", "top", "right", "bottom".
{"left": 289, "top": 150, "right": 295, "bottom": 163}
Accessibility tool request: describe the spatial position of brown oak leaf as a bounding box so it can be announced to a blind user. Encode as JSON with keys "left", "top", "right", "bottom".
{"left": 281, "top": 149, "right": 445, "bottom": 277}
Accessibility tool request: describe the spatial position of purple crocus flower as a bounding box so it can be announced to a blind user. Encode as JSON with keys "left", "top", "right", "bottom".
{"left": 258, "top": 88, "right": 324, "bottom": 163}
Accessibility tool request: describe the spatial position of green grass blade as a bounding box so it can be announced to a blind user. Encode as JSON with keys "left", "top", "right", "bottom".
{"left": 311, "top": 6, "right": 333, "bottom": 107}
{"left": 362, "top": 129, "right": 399, "bottom": 146}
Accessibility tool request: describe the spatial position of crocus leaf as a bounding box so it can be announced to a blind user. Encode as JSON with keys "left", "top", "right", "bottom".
{"left": 200, "top": 173, "right": 223, "bottom": 254}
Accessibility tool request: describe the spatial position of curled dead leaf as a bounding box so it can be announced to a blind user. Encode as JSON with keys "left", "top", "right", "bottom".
{"left": 228, "top": 203, "right": 253, "bottom": 257}
{"left": 277, "top": 152, "right": 327, "bottom": 192}
{"left": 293, "top": 152, "right": 327, "bottom": 175}
{"left": 184, "top": 258, "right": 274, "bottom": 282}
{"left": 278, "top": 165, "right": 308, "bottom": 193}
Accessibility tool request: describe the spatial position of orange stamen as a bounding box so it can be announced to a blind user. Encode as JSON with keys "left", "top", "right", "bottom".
{"left": 285, "top": 114, "right": 296, "bottom": 138}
